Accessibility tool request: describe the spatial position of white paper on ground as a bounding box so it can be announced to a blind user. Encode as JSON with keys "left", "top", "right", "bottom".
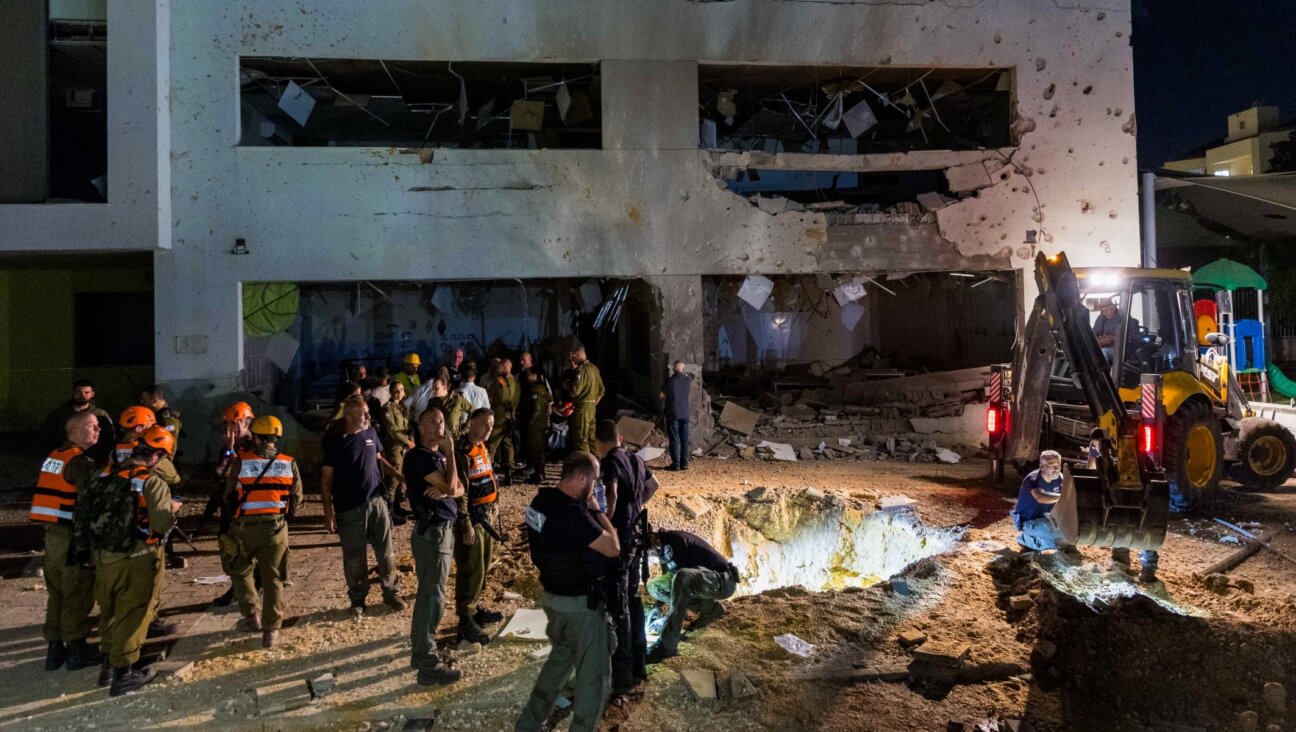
{"left": 935, "top": 447, "right": 961, "bottom": 464}
{"left": 265, "top": 331, "right": 300, "bottom": 372}
{"left": 636, "top": 446, "right": 666, "bottom": 462}
{"left": 497, "top": 608, "right": 550, "bottom": 641}
{"left": 192, "top": 575, "right": 230, "bottom": 585}
{"left": 278, "top": 81, "right": 316, "bottom": 126}
{"left": 773, "top": 633, "right": 816, "bottom": 657}
{"left": 737, "top": 275, "right": 775, "bottom": 310}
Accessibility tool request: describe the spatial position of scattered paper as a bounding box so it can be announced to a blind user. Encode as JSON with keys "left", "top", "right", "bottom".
{"left": 842, "top": 98, "right": 878, "bottom": 138}
{"left": 840, "top": 301, "right": 866, "bottom": 331}
{"left": 637, "top": 446, "right": 666, "bottom": 462}
{"left": 278, "top": 81, "right": 315, "bottom": 127}
{"left": 265, "top": 331, "right": 300, "bottom": 373}
{"left": 510, "top": 100, "right": 545, "bottom": 131}
{"left": 773, "top": 633, "right": 816, "bottom": 657}
{"left": 192, "top": 575, "right": 230, "bottom": 585}
{"left": 497, "top": 609, "right": 549, "bottom": 641}
{"left": 555, "top": 83, "right": 572, "bottom": 123}
{"left": 757, "top": 441, "right": 797, "bottom": 462}
{"left": 833, "top": 276, "right": 868, "bottom": 306}
{"left": 737, "top": 275, "right": 775, "bottom": 310}
{"left": 430, "top": 285, "right": 456, "bottom": 314}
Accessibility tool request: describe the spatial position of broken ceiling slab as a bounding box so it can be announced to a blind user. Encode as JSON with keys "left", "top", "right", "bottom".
{"left": 616, "top": 416, "right": 655, "bottom": 446}
{"left": 945, "top": 160, "right": 995, "bottom": 192}
{"left": 917, "top": 192, "right": 958, "bottom": 212}
{"left": 497, "top": 609, "right": 549, "bottom": 641}
{"left": 719, "top": 401, "right": 760, "bottom": 435}
{"left": 756, "top": 441, "right": 797, "bottom": 461}
{"left": 703, "top": 149, "right": 1016, "bottom": 175}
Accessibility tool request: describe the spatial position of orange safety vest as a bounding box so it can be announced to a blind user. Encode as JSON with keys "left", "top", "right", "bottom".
{"left": 461, "top": 442, "right": 498, "bottom": 506}
{"left": 29, "top": 446, "right": 85, "bottom": 525}
{"left": 234, "top": 450, "right": 295, "bottom": 517}
{"left": 115, "top": 464, "right": 161, "bottom": 545}
{"left": 100, "top": 439, "right": 138, "bottom": 477}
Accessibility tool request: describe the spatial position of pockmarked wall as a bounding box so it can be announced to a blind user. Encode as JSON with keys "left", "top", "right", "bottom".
{"left": 154, "top": 0, "right": 1138, "bottom": 428}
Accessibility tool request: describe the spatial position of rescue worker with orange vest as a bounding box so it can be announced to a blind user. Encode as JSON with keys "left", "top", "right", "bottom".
{"left": 224, "top": 416, "right": 303, "bottom": 649}
{"left": 75, "top": 426, "right": 180, "bottom": 697}
{"left": 31, "top": 410, "right": 104, "bottom": 673}
{"left": 454, "top": 408, "right": 504, "bottom": 644}
{"left": 206, "top": 401, "right": 257, "bottom": 607}
{"left": 108, "top": 407, "right": 186, "bottom": 579}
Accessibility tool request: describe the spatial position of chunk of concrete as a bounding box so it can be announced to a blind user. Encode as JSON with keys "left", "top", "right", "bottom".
{"left": 307, "top": 672, "right": 335, "bottom": 698}
{"left": 738, "top": 446, "right": 756, "bottom": 460}
{"left": 1008, "top": 595, "right": 1034, "bottom": 611}
{"left": 616, "top": 416, "right": 655, "bottom": 446}
{"left": 529, "top": 645, "right": 552, "bottom": 661}
{"left": 255, "top": 679, "right": 315, "bottom": 716}
{"left": 804, "top": 487, "right": 825, "bottom": 500}
{"left": 719, "top": 402, "right": 759, "bottom": 436}
{"left": 1033, "top": 639, "right": 1057, "bottom": 660}
{"left": 680, "top": 668, "right": 718, "bottom": 700}
{"left": 879, "top": 495, "right": 917, "bottom": 512}
{"left": 679, "top": 496, "right": 712, "bottom": 520}
{"left": 912, "top": 642, "right": 971, "bottom": 668}
{"left": 798, "top": 447, "right": 816, "bottom": 461}
{"left": 726, "top": 668, "right": 758, "bottom": 699}
{"left": 636, "top": 446, "right": 666, "bottom": 462}
{"left": 745, "top": 486, "right": 775, "bottom": 503}
{"left": 897, "top": 630, "right": 927, "bottom": 648}
{"left": 757, "top": 441, "right": 797, "bottom": 461}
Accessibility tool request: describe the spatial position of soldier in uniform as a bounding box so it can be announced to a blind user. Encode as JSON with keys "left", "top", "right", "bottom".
{"left": 426, "top": 376, "right": 472, "bottom": 441}
{"left": 487, "top": 358, "right": 521, "bottom": 484}
{"left": 75, "top": 426, "right": 179, "bottom": 696}
{"left": 104, "top": 407, "right": 184, "bottom": 575}
{"left": 381, "top": 380, "right": 415, "bottom": 522}
{"left": 522, "top": 367, "right": 552, "bottom": 484}
{"left": 567, "top": 347, "right": 604, "bottom": 454}
{"left": 646, "top": 529, "right": 739, "bottom": 662}
{"left": 39, "top": 379, "right": 114, "bottom": 463}
{"left": 206, "top": 401, "right": 257, "bottom": 607}
{"left": 453, "top": 409, "right": 502, "bottom": 644}
{"left": 594, "top": 420, "right": 660, "bottom": 693}
{"left": 225, "top": 416, "right": 303, "bottom": 648}
{"left": 139, "top": 384, "right": 183, "bottom": 446}
{"left": 516, "top": 452, "right": 620, "bottom": 732}
{"left": 31, "top": 410, "right": 103, "bottom": 672}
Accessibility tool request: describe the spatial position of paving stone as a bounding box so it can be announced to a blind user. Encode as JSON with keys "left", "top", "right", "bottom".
{"left": 1008, "top": 595, "right": 1034, "bottom": 611}
{"left": 680, "top": 668, "right": 717, "bottom": 700}
{"left": 679, "top": 496, "right": 711, "bottom": 520}
{"left": 897, "top": 630, "right": 927, "bottom": 648}
{"left": 745, "top": 486, "right": 775, "bottom": 503}
{"left": 912, "top": 642, "right": 971, "bottom": 668}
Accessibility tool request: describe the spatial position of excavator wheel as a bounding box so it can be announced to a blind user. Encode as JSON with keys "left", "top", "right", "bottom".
{"left": 1163, "top": 399, "right": 1224, "bottom": 509}
{"left": 1233, "top": 418, "right": 1296, "bottom": 490}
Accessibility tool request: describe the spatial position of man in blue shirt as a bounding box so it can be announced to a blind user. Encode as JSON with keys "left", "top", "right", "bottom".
{"left": 1012, "top": 450, "right": 1071, "bottom": 552}
{"left": 658, "top": 361, "right": 692, "bottom": 471}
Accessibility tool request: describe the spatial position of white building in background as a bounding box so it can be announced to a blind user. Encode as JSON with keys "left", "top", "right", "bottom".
{"left": 0, "top": 0, "right": 1140, "bottom": 456}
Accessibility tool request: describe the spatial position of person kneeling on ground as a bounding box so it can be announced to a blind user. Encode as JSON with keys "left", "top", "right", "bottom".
{"left": 1011, "top": 450, "right": 1078, "bottom": 555}
{"left": 646, "top": 529, "right": 740, "bottom": 662}
{"left": 405, "top": 408, "right": 464, "bottom": 686}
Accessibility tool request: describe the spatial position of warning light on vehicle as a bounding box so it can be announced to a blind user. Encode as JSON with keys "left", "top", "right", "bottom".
{"left": 1141, "top": 424, "right": 1156, "bottom": 454}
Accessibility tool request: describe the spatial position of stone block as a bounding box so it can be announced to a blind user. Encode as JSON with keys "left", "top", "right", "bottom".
{"left": 308, "top": 672, "right": 335, "bottom": 698}
{"left": 680, "top": 668, "right": 717, "bottom": 700}
{"left": 745, "top": 486, "right": 775, "bottom": 503}
{"left": 1008, "top": 595, "right": 1034, "bottom": 611}
{"left": 897, "top": 630, "right": 927, "bottom": 648}
{"left": 879, "top": 495, "right": 918, "bottom": 512}
{"left": 718, "top": 402, "right": 759, "bottom": 435}
{"left": 679, "top": 496, "right": 711, "bottom": 520}
{"left": 912, "top": 642, "right": 971, "bottom": 668}
{"left": 616, "top": 416, "right": 656, "bottom": 446}
{"left": 804, "top": 487, "right": 825, "bottom": 500}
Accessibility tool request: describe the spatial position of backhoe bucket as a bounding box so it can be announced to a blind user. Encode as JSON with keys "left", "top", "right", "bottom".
{"left": 1070, "top": 469, "right": 1169, "bottom": 550}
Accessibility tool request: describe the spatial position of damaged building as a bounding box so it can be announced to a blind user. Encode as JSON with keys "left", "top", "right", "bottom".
{"left": 0, "top": 0, "right": 1140, "bottom": 452}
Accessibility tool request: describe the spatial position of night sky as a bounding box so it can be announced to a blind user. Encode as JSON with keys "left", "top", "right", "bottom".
{"left": 1133, "top": 0, "right": 1296, "bottom": 169}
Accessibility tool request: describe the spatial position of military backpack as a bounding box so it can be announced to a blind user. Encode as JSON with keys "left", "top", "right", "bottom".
{"left": 76, "top": 468, "right": 143, "bottom": 554}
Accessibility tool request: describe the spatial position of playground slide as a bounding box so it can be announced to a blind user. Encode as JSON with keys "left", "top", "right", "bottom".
{"left": 1269, "top": 362, "right": 1296, "bottom": 400}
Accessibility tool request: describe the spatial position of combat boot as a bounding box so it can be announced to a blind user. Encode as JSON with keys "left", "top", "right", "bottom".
{"left": 97, "top": 659, "right": 112, "bottom": 687}
{"left": 109, "top": 665, "right": 157, "bottom": 697}
{"left": 65, "top": 639, "right": 103, "bottom": 671}
{"left": 457, "top": 618, "right": 490, "bottom": 645}
{"left": 44, "top": 640, "right": 67, "bottom": 671}
{"left": 262, "top": 629, "right": 279, "bottom": 649}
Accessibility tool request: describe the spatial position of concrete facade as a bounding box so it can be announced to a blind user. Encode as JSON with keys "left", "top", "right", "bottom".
{"left": 0, "top": 0, "right": 1140, "bottom": 449}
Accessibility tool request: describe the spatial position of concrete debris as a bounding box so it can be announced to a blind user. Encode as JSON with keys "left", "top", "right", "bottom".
{"left": 454, "top": 641, "right": 483, "bottom": 657}
{"left": 255, "top": 678, "right": 316, "bottom": 716}
{"left": 746, "top": 486, "right": 775, "bottom": 503}
{"left": 804, "top": 487, "right": 826, "bottom": 500}
{"left": 812, "top": 664, "right": 910, "bottom": 682}
{"left": 934, "top": 447, "right": 962, "bottom": 464}
{"left": 1007, "top": 595, "right": 1033, "bottom": 611}
{"left": 497, "top": 609, "right": 549, "bottom": 641}
{"left": 1202, "top": 573, "right": 1231, "bottom": 594}
{"left": 616, "top": 416, "right": 656, "bottom": 446}
{"left": 637, "top": 446, "right": 666, "bottom": 462}
{"left": 1033, "top": 639, "right": 1057, "bottom": 660}
{"left": 680, "top": 668, "right": 718, "bottom": 700}
{"left": 897, "top": 630, "right": 928, "bottom": 648}
{"left": 502, "top": 591, "right": 523, "bottom": 601}
{"left": 912, "top": 642, "right": 971, "bottom": 668}
{"left": 773, "top": 633, "right": 816, "bottom": 657}
{"left": 719, "top": 401, "right": 760, "bottom": 435}
{"left": 880, "top": 495, "right": 918, "bottom": 513}
{"left": 723, "top": 668, "right": 759, "bottom": 700}
{"left": 308, "top": 672, "right": 335, "bottom": 698}
{"left": 798, "top": 446, "right": 816, "bottom": 461}
{"left": 529, "top": 645, "right": 552, "bottom": 661}
{"left": 917, "top": 192, "right": 957, "bottom": 212}
{"left": 756, "top": 441, "right": 798, "bottom": 462}
{"left": 679, "top": 496, "right": 712, "bottom": 519}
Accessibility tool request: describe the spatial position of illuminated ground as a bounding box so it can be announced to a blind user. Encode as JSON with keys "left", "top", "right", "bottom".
{"left": 0, "top": 456, "right": 1293, "bottom": 731}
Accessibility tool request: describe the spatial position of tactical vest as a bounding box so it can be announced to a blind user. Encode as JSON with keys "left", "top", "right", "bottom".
{"left": 525, "top": 492, "right": 606, "bottom": 597}
{"left": 234, "top": 451, "right": 295, "bottom": 517}
{"left": 30, "top": 445, "right": 84, "bottom": 525}
{"left": 460, "top": 442, "right": 498, "bottom": 506}
{"left": 121, "top": 465, "right": 159, "bottom": 545}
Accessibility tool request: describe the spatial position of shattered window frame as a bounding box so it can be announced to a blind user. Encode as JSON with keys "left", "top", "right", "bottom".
{"left": 238, "top": 57, "right": 602, "bottom": 150}
{"left": 48, "top": 17, "right": 109, "bottom": 202}
{"left": 698, "top": 64, "right": 1015, "bottom": 154}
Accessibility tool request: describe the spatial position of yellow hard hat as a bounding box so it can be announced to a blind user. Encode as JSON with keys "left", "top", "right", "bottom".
{"left": 250, "top": 415, "right": 284, "bottom": 437}
{"left": 403, "top": 352, "right": 421, "bottom": 366}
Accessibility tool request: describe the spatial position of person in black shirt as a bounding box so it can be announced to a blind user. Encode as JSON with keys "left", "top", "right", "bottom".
{"left": 647, "top": 529, "right": 739, "bottom": 662}
{"left": 320, "top": 399, "right": 406, "bottom": 617}
{"left": 658, "top": 361, "right": 692, "bottom": 471}
{"left": 404, "top": 408, "right": 463, "bottom": 686}
{"left": 594, "top": 419, "right": 659, "bottom": 694}
{"left": 516, "top": 452, "right": 620, "bottom": 732}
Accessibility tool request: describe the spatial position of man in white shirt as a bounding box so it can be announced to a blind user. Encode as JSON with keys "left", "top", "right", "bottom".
{"left": 458, "top": 366, "right": 491, "bottom": 411}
